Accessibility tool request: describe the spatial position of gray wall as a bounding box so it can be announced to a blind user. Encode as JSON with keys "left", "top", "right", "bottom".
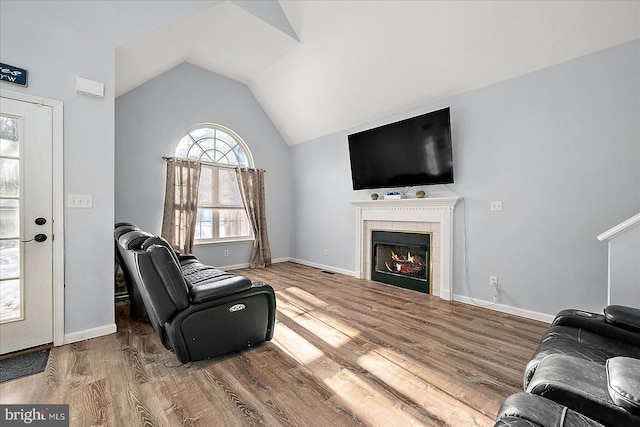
{"left": 115, "top": 63, "right": 293, "bottom": 268}
{"left": 0, "top": 1, "right": 217, "bottom": 336}
{"left": 608, "top": 225, "right": 640, "bottom": 306}
{"left": 291, "top": 40, "right": 640, "bottom": 316}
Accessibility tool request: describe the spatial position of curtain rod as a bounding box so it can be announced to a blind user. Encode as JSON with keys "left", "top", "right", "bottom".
{"left": 162, "top": 156, "right": 266, "bottom": 172}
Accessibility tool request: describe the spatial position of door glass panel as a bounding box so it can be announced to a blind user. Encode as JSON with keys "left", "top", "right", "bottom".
{"left": 0, "top": 239, "right": 20, "bottom": 278}
{"left": 0, "top": 199, "right": 19, "bottom": 238}
{"left": 0, "top": 113, "right": 21, "bottom": 324}
{"left": 0, "top": 114, "right": 20, "bottom": 157}
{"left": 0, "top": 158, "right": 19, "bottom": 197}
{"left": 0, "top": 279, "right": 21, "bottom": 322}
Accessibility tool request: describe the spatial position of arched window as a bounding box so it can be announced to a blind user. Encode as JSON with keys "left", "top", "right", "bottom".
{"left": 175, "top": 124, "right": 253, "bottom": 243}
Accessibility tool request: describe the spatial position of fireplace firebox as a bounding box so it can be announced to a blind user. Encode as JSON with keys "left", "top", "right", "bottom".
{"left": 371, "top": 230, "right": 431, "bottom": 293}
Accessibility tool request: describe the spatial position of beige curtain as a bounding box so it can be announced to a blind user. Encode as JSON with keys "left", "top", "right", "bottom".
{"left": 236, "top": 168, "right": 271, "bottom": 268}
{"left": 161, "top": 158, "right": 201, "bottom": 254}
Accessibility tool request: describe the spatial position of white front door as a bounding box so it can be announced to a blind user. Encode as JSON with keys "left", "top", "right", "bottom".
{"left": 0, "top": 97, "right": 54, "bottom": 355}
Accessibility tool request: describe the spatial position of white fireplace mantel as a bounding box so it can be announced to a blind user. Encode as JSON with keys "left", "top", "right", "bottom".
{"left": 351, "top": 197, "right": 460, "bottom": 300}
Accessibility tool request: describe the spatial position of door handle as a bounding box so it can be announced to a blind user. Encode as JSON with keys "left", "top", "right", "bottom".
{"left": 21, "top": 234, "right": 48, "bottom": 243}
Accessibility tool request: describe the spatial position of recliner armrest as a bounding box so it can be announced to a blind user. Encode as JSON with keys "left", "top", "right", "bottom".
{"left": 552, "top": 309, "right": 640, "bottom": 347}
{"left": 190, "top": 276, "right": 252, "bottom": 303}
{"left": 605, "top": 306, "right": 640, "bottom": 333}
{"left": 607, "top": 357, "right": 640, "bottom": 415}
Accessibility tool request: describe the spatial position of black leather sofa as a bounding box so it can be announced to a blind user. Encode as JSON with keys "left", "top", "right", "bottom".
{"left": 494, "top": 305, "right": 640, "bottom": 427}
{"left": 114, "top": 223, "right": 276, "bottom": 363}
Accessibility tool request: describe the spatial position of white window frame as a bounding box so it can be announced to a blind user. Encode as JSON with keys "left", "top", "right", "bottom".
{"left": 174, "top": 123, "right": 254, "bottom": 245}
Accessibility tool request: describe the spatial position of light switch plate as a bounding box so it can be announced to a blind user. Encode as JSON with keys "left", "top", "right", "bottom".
{"left": 67, "top": 194, "right": 93, "bottom": 208}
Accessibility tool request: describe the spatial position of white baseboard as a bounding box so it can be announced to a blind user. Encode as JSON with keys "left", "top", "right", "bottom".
{"left": 220, "top": 262, "right": 250, "bottom": 271}
{"left": 289, "top": 258, "right": 357, "bottom": 277}
{"left": 63, "top": 323, "right": 117, "bottom": 345}
{"left": 453, "top": 294, "right": 555, "bottom": 323}
{"left": 222, "top": 257, "right": 291, "bottom": 271}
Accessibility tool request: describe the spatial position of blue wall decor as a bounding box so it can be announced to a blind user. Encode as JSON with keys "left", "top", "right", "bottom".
{"left": 0, "top": 63, "right": 28, "bottom": 86}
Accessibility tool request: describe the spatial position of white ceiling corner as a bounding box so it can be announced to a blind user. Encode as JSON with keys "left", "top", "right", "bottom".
{"left": 116, "top": 1, "right": 640, "bottom": 146}
{"left": 115, "top": 0, "right": 299, "bottom": 97}
{"left": 185, "top": 1, "right": 299, "bottom": 84}
{"left": 231, "top": 0, "right": 299, "bottom": 42}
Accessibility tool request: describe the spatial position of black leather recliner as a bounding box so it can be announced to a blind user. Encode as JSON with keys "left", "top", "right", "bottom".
{"left": 494, "top": 305, "right": 640, "bottom": 427}
{"left": 114, "top": 222, "right": 150, "bottom": 320}
{"left": 523, "top": 307, "right": 640, "bottom": 388}
{"left": 114, "top": 224, "right": 276, "bottom": 363}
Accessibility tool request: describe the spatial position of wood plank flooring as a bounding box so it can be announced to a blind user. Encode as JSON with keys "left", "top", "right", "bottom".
{"left": 0, "top": 262, "right": 549, "bottom": 426}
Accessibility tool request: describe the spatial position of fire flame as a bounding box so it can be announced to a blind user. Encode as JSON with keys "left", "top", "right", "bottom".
{"left": 391, "top": 250, "right": 415, "bottom": 263}
{"left": 385, "top": 250, "right": 423, "bottom": 274}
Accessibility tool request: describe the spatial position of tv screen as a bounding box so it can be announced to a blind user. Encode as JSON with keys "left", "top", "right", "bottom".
{"left": 348, "top": 107, "right": 453, "bottom": 190}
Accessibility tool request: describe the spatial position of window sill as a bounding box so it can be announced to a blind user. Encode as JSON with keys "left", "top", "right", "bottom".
{"left": 194, "top": 237, "right": 254, "bottom": 246}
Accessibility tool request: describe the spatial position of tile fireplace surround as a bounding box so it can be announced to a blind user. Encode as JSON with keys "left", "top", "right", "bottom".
{"left": 351, "top": 197, "right": 460, "bottom": 300}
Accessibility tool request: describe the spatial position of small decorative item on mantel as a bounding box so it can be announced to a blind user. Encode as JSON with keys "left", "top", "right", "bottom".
{"left": 370, "top": 193, "right": 379, "bottom": 200}
{"left": 384, "top": 191, "right": 402, "bottom": 200}
{"left": 416, "top": 190, "right": 426, "bottom": 198}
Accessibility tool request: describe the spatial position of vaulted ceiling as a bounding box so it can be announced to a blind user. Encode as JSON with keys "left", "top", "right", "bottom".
{"left": 115, "top": 0, "right": 640, "bottom": 146}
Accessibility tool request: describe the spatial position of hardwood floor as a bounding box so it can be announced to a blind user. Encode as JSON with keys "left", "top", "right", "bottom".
{"left": 0, "top": 262, "right": 548, "bottom": 426}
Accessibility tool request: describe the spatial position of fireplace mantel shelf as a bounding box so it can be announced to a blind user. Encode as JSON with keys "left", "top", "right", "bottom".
{"left": 352, "top": 196, "right": 460, "bottom": 301}
{"left": 351, "top": 197, "right": 459, "bottom": 209}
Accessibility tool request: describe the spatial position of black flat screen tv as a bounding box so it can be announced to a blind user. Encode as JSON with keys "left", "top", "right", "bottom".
{"left": 348, "top": 107, "right": 453, "bottom": 190}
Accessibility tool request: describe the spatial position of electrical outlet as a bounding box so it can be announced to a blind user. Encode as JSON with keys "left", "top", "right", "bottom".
{"left": 224, "top": 250, "right": 229, "bottom": 257}
{"left": 490, "top": 201, "right": 503, "bottom": 211}
{"left": 490, "top": 276, "right": 498, "bottom": 288}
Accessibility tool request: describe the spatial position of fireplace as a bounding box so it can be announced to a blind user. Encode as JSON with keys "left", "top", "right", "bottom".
{"left": 351, "top": 197, "right": 459, "bottom": 300}
{"left": 371, "top": 230, "right": 431, "bottom": 293}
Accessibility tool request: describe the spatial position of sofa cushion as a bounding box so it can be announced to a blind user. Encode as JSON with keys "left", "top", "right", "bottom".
{"left": 189, "top": 276, "right": 253, "bottom": 303}
{"left": 180, "top": 259, "right": 234, "bottom": 286}
{"left": 180, "top": 259, "right": 252, "bottom": 302}
{"left": 605, "top": 306, "right": 640, "bottom": 333}
{"left": 606, "top": 357, "right": 640, "bottom": 415}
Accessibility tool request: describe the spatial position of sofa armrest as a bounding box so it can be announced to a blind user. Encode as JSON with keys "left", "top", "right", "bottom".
{"left": 190, "top": 276, "right": 252, "bottom": 303}
{"left": 552, "top": 309, "right": 640, "bottom": 347}
{"left": 605, "top": 306, "right": 640, "bottom": 333}
{"left": 607, "top": 357, "right": 640, "bottom": 415}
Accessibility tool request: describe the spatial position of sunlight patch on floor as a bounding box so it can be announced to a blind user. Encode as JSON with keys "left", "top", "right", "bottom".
{"left": 357, "top": 348, "right": 493, "bottom": 426}
{"left": 277, "top": 298, "right": 358, "bottom": 348}
{"left": 280, "top": 286, "right": 329, "bottom": 309}
{"left": 272, "top": 322, "right": 325, "bottom": 365}
{"left": 322, "top": 366, "right": 424, "bottom": 426}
